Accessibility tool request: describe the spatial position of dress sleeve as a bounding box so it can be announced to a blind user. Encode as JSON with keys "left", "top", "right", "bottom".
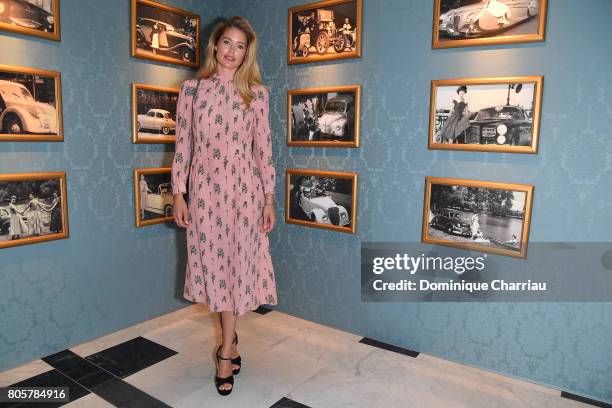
{"left": 252, "top": 86, "right": 276, "bottom": 196}
{"left": 171, "top": 80, "right": 197, "bottom": 194}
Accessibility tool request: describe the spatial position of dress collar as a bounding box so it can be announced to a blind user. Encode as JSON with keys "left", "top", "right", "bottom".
{"left": 213, "top": 71, "right": 235, "bottom": 83}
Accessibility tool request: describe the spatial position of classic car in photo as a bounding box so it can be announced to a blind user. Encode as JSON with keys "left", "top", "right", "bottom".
{"left": 297, "top": 185, "right": 350, "bottom": 227}
{"left": 0, "top": 79, "right": 58, "bottom": 134}
{"left": 314, "top": 96, "right": 354, "bottom": 139}
{"left": 137, "top": 108, "right": 176, "bottom": 135}
{"left": 292, "top": 8, "right": 355, "bottom": 57}
{"left": 438, "top": 0, "right": 539, "bottom": 39}
{"left": 0, "top": 0, "right": 54, "bottom": 33}
{"left": 136, "top": 17, "right": 195, "bottom": 62}
{"left": 429, "top": 208, "right": 472, "bottom": 237}
{"left": 467, "top": 105, "right": 532, "bottom": 145}
{"left": 144, "top": 182, "right": 173, "bottom": 216}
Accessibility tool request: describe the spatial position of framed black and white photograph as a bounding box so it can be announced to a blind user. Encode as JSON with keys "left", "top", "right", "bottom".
{"left": 131, "top": 0, "right": 200, "bottom": 68}
{"left": 422, "top": 177, "right": 534, "bottom": 258}
{"left": 132, "top": 83, "right": 179, "bottom": 144}
{"left": 288, "top": 0, "right": 362, "bottom": 65}
{"left": 134, "top": 167, "right": 174, "bottom": 227}
{"left": 433, "top": 0, "right": 548, "bottom": 49}
{"left": 0, "top": 0, "right": 60, "bottom": 41}
{"left": 429, "top": 76, "right": 543, "bottom": 153}
{"left": 0, "top": 172, "right": 68, "bottom": 249}
{"left": 286, "top": 169, "right": 358, "bottom": 234}
{"left": 0, "top": 64, "right": 63, "bottom": 142}
{"left": 288, "top": 85, "right": 360, "bottom": 147}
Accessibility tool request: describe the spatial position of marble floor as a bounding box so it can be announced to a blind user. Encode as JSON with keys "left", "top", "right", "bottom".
{"left": 0, "top": 305, "right": 605, "bottom": 408}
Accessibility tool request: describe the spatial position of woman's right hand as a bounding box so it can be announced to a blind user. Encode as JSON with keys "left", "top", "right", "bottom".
{"left": 173, "top": 193, "right": 189, "bottom": 228}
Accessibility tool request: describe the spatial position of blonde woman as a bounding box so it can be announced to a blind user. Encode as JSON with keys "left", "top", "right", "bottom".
{"left": 171, "top": 16, "right": 277, "bottom": 396}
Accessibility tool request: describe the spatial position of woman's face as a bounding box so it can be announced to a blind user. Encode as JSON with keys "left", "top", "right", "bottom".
{"left": 215, "top": 27, "right": 248, "bottom": 71}
{"left": 10, "top": 197, "right": 15, "bottom": 203}
{"left": 458, "top": 90, "right": 466, "bottom": 98}
{"left": 28, "top": 194, "right": 33, "bottom": 200}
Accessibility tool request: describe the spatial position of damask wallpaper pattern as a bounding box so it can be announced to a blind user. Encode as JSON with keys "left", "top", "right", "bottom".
{"left": 0, "top": 0, "right": 611, "bottom": 404}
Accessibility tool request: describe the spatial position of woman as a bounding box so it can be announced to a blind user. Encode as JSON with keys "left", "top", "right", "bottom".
{"left": 471, "top": 213, "right": 481, "bottom": 240}
{"left": 22, "top": 193, "right": 44, "bottom": 236}
{"left": 139, "top": 175, "right": 152, "bottom": 219}
{"left": 439, "top": 85, "right": 471, "bottom": 144}
{"left": 42, "top": 191, "right": 62, "bottom": 233}
{"left": 171, "top": 16, "right": 277, "bottom": 396}
{"left": 7, "top": 196, "right": 27, "bottom": 240}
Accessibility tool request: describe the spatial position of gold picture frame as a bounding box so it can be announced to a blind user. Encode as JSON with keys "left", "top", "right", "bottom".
{"left": 131, "top": 0, "right": 200, "bottom": 68}
{"left": 285, "top": 168, "right": 358, "bottom": 234}
{"left": 422, "top": 176, "right": 534, "bottom": 258}
{"left": 0, "top": 0, "right": 61, "bottom": 41}
{"left": 287, "top": 84, "right": 361, "bottom": 148}
{"left": 132, "top": 83, "right": 179, "bottom": 144}
{"left": 134, "top": 167, "right": 174, "bottom": 227}
{"left": 0, "top": 171, "right": 69, "bottom": 249}
{"left": 0, "top": 64, "right": 63, "bottom": 142}
{"left": 432, "top": 0, "right": 548, "bottom": 49}
{"left": 288, "top": 0, "right": 362, "bottom": 65}
{"left": 428, "top": 76, "right": 543, "bottom": 154}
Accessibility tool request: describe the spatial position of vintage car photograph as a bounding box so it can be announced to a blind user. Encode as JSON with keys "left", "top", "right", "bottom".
{"left": 429, "top": 76, "right": 543, "bottom": 153}
{"left": 0, "top": 0, "right": 60, "bottom": 40}
{"left": 288, "top": 0, "right": 361, "bottom": 64}
{"left": 132, "top": 83, "right": 178, "bottom": 143}
{"left": 286, "top": 169, "right": 358, "bottom": 234}
{"left": 0, "top": 64, "right": 63, "bottom": 142}
{"left": 0, "top": 172, "right": 68, "bottom": 249}
{"left": 433, "top": 0, "right": 548, "bottom": 48}
{"left": 422, "top": 176, "right": 534, "bottom": 258}
{"left": 134, "top": 168, "right": 174, "bottom": 227}
{"left": 288, "top": 85, "right": 360, "bottom": 147}
{"left": 131, "top": 0, "right": 200, "bottom": 68}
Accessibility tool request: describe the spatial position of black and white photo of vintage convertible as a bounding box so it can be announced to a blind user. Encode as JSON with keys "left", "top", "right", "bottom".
{"left": 136, "top": 17, "right": 195, "bottom": 62}
{"left": 288, "top": 174, "right": 354, "bottom": 230}
{"left": 289, "top": 0, "right": 360, "bottom": 64}
{"left": 0, "top": 0, "right": 55, "bottom": 33}
{"left": 438, "top": 0, "right": 539, "bottom": 39}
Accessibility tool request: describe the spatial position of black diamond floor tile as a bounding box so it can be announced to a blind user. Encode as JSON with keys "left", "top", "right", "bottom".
{"left": 359, "top": 337, "right": 420, "bottom": 358}
{"left": 84, "top": 336, "right": 177, "bottom": 378}
{"left": 42, "top": 350, "right": 115, "bottom": 389}
{"left": 269, "top": 396, "right": 311, "bottom": 408}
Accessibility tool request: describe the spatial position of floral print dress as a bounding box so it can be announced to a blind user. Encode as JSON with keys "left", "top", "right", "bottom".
{"left": 171, "top": 73, "right": 277, "bottom": 316}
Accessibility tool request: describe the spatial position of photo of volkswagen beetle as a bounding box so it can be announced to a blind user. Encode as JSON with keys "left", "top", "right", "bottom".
{"left": 137, "top": 108, "right": 176, "bottom": 136}
{"left": 314, "top": 96, "right": 354, "bottom": 140}
{"left": 136, "top": 17, "right": 195, "bottom": 62}
{"left": 438, "top": 0, "right": 539, "bottom": 39}
{"left": 0, "top": 0, "right": 54, "bottom": 33}
{"left": 0, "top": 79, "right": 58, "bottom": 134}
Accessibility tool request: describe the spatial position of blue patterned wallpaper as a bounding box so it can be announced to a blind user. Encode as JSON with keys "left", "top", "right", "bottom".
{"left": 1, "top": 0, "right": 611, "bottom": 404}
{"left": 237, "top": 0, "right": 612, "bottom": 403}
{"left": 0, "top": 0, "right": 225, "bottom": 370}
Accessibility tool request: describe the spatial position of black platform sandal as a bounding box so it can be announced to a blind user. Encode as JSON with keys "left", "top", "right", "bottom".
{"left": 231, "top": 332, "right": 242, "bottom": 375}
{"left": 215, "top": 345, "right": 234, "bottom": 396}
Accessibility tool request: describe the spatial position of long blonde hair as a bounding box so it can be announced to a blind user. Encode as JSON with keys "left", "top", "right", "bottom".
{"left": 197, "top": 16, "right": 263, "bottom": 109}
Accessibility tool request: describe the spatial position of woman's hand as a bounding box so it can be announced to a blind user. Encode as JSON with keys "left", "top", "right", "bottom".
{"left": 173, "top": 193, "right": 189, "bottom": 228}
{"left": 260, "top": 204, "right": 275, "bottom": 234}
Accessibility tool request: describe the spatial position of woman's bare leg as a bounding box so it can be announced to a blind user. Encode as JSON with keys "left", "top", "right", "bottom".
{"left": 216, "top": 311, "right": 239, "bottom": 391}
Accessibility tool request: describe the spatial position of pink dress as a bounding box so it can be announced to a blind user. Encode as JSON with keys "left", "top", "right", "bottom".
{"left": 171, "top": 73, "right": 277, "bottom": 316}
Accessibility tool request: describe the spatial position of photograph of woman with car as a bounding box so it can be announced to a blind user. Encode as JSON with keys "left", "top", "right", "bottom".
{"left": 429, "top": 76, "right": 543, "bottom": 153}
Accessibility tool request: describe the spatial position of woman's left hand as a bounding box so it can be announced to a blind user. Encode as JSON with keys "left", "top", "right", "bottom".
{"left": 260, "top": 204, "right": 275, "bottom": 234}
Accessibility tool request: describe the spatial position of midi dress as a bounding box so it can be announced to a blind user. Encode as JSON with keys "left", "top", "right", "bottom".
{"left": 171, "top": 73, "right": 277, "bottom": 316}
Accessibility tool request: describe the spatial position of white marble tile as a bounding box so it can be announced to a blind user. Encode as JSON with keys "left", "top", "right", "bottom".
{"left": 63, "top": 392, "right": 116, "bottom": 407}
{"left": 0, "top": 359, "right": 54, "bottom": 386}
{"left": 0, "top": 305, "right": 599, "bottom": 408}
